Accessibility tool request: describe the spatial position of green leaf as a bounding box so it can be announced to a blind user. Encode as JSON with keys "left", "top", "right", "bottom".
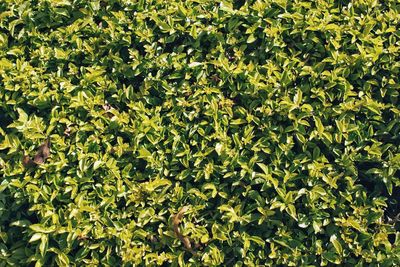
{"left": 247, "top": 34, "right": 257, "bottom": 43}
{"left": 138, "top": 147, "right": 152, "bottom": 158}
{"left": 29, "top": 224, "right": 56, "bottom": 234}
{"left": 314, "top": 116, "right": 324, "bottom": 135}
{"left": 330, "top": 234, "right": 343, "bottom": 255}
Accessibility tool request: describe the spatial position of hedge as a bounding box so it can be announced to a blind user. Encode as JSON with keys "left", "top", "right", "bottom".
{"left": 0, "top": 0, "right": 399, "bottom": 266}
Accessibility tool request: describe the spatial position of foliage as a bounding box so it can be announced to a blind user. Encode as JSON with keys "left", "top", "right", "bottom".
{"left": 0, "top": 0, "right": 400, "bottom": 266}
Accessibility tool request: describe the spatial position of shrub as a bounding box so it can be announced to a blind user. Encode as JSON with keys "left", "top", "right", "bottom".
{"left": 0, "top": 0, "right": 399, "bottom": 266}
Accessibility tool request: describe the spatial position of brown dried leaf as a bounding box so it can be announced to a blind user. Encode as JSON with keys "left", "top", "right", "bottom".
{"left": 172, "top": 206, "right": 196, "bottom": 254}
{"left": 22, "top": 155, "right": 36, "bottom": 168}
{"left": 33, "top": 138, "right": 50, "bottom": 165}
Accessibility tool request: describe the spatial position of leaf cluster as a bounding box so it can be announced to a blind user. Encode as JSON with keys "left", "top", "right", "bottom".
{"left": 0, "top": 0, "right": 400, "bottom": 266}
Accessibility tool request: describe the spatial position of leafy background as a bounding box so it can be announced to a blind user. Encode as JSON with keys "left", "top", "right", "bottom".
{"left": 0, "top": 0, "right": 399, "bottom": 266}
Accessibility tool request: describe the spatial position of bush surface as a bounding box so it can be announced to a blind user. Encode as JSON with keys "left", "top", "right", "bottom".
{"left": 0, "top": 0, "right": 400, "bottom": 266}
